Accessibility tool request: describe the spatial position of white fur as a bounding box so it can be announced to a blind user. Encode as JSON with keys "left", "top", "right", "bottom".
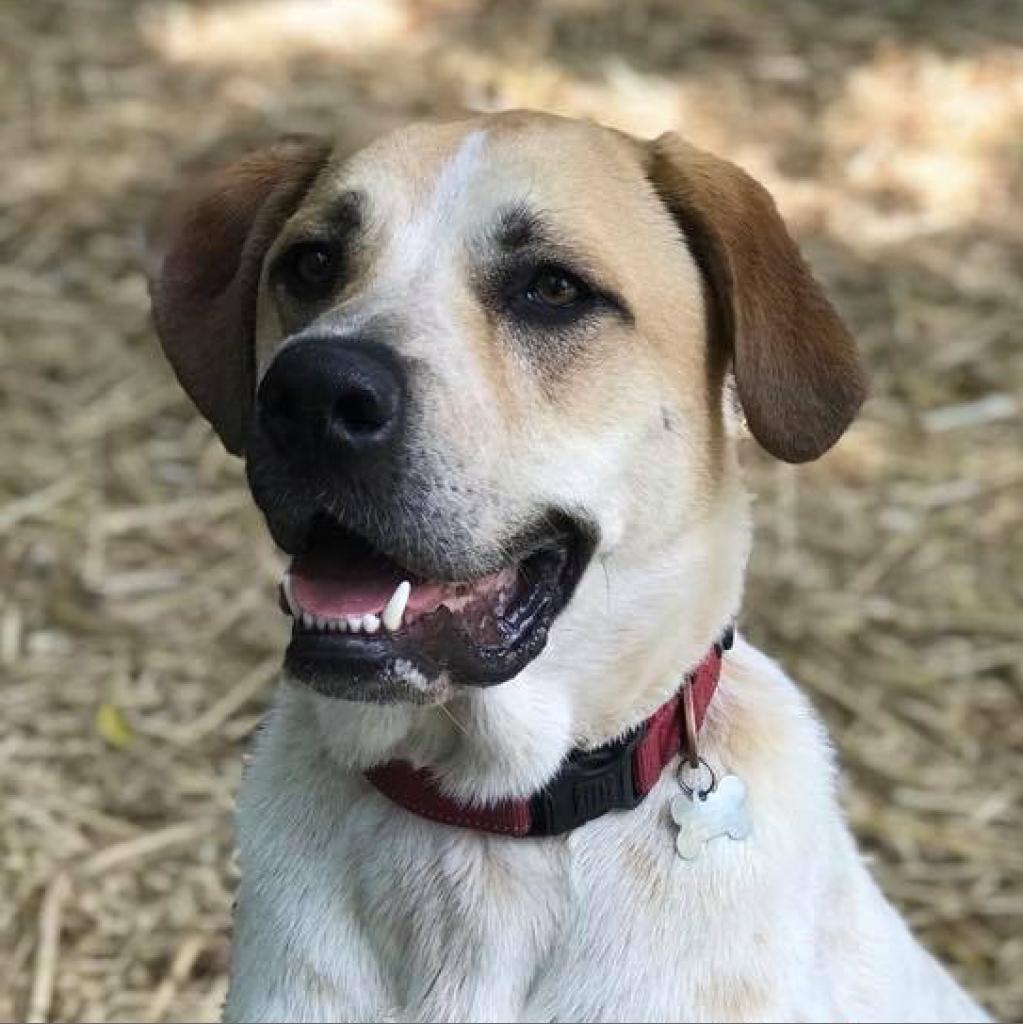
{"left": 226, "top": 636, "right": 988, "bottom": 1022}
{"left": 427, "top": 129, "right": 489, "bottom": 226}
{"left": 225, "top": 471, "right": 988, "bottom": 1022}
{"left": 384, "top": 128, "right": 488, "bottom": 283}
{"left": 224, "top": 120, "right": 989, "bottom": 1022}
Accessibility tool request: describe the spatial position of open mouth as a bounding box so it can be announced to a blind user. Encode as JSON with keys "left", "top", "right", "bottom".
{"left": 279, "top": 514, "right": 595, "bottom": 701}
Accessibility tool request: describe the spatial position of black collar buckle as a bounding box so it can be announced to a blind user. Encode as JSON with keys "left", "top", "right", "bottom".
{"left": 528, "top": 723, "right": 648, "bottom": 837}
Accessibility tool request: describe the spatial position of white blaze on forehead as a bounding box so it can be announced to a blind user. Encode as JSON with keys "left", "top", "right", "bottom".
{"left": 384, "top": 129, "right": 489, "bottom": 280}
{"left": 429, "top": 128, "right": 489, "bottom": 220}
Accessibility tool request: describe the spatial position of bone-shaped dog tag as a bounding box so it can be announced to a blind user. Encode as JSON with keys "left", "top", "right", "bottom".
{"left": 670, "top": 774, "right": 752, "bottom": 861}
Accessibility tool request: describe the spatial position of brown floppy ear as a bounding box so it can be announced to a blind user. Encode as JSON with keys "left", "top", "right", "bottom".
{"left": 645, "top": 133, "right": 867, "bottom": 463}
{"left": 148, "top": 135, "right": 331, "bottom": 455}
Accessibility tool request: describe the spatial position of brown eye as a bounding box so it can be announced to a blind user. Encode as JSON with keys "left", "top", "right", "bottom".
{"left": 526, "top": 268, "right": 583, "bottom": 308}
{"left": 282, "top": 242, "right": 337, "bottom": 298}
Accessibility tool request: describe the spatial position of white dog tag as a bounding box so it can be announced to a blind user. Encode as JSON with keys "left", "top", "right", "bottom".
{"left": 670, "top": 773, "right": 752, "bottom": 861}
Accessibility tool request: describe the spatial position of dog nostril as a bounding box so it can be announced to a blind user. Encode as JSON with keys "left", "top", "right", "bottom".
{"left": 332, "top": 385, "right": 393, "bottom": 437}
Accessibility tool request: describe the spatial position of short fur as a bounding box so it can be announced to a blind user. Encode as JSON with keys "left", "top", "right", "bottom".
{"left": 150, "top": 111, "right": 989, "bottom": 1023}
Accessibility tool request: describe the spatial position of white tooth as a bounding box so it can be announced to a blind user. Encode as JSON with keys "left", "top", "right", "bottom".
{"left": 362, "top": 613, "right": 380, "bottom": 634}
{"left": 281, "top": 573, "right": 301, "bottom": 618}
{"left": 316, "top": 616, "right": 328, "bottom": 631}
{"left": 335, "top": 618, "right": 348, "bottom": 632}
{"left": 302, "top": 611, "right": 314, "bottom": 630}
{"left": 381, "top": 580, "right": 412, "bottom": 632}
{"left": 346, "top": 615, "right": 363, "bottom": 633}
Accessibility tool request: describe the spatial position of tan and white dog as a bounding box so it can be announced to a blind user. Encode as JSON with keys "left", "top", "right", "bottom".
{"left": 150, "top": 111, "right": 990, "bottom": 1023}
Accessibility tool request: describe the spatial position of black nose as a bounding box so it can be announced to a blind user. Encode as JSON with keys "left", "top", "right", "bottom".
{"left": 257, "top": 336, "right": 404, "bottom": 459}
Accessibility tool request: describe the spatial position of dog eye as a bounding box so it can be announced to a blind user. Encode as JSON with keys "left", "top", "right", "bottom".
{"left": 280, "top": 242, "right": 338, "bottom": 298}
{"left": 525, "top": 268, "right": 586, "bottom": 309}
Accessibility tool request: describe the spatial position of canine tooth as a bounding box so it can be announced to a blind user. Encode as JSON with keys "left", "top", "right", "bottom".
{"left": 362, "top": 613, "right": 380, "bottom": 634}
{"left": 346, "top": 615, "right": 363, "bottom": 633}
{"left": 281, "top": 573, "right": 301, "bottom": 618}
{"left": 382, "top": 580, "right": 411, "bottom": 631}
{"left": 302, "top": 611, "right": 314, "bottom": 630}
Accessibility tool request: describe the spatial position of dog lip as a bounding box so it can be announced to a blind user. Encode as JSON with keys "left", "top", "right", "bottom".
{"left": 284, "top": 633, "right": 448, "bottom": 704}
{"left": 282, "top": 513, "right": 596, "bottom": 697}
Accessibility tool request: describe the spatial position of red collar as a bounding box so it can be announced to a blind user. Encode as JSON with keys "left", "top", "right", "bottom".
{"left": 365, "top": 628, "right": 732, "bottom": 837}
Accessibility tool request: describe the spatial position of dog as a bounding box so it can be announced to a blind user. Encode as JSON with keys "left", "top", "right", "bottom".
{"left": 149, "top": 111, "right": 990, "bottom": 1022}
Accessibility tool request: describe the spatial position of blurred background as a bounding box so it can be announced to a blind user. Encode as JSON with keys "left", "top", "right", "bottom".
{"left": 2, "top": 1, "right": 1022, "bottom": 1020}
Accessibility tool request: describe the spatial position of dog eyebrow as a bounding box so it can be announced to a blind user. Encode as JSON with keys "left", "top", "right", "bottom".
{"left": 494, "top": 205, "right": 546, "bottom": 251}
{"left": 324, "top": 189, "right": 364, "bottom": 239}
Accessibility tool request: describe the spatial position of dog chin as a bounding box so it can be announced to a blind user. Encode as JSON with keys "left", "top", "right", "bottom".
{"left": 283, "top": 659, "right": 453, "bottom": 705}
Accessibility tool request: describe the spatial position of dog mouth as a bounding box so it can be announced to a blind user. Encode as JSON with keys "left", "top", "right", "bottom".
{"left": 279, "top": 514, "right": 594, "bottom": 701}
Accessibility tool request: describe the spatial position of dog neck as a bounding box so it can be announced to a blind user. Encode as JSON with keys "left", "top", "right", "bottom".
{"left": 364, "top": 630, "right": 729, "bottom": 837}
{"left": 299, "top": 463, "right": 750, "bottom": 805}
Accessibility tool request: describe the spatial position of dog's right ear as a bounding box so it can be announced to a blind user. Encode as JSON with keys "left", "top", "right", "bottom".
{"left": 148, "top": 135, "right": 331, "bottom": 455}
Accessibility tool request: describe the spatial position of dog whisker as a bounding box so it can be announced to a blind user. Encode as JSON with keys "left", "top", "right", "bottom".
{"left": 435, "top": 702, "right": 470, "bottom": 739}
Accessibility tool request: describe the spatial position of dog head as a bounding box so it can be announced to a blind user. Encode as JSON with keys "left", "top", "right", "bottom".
{"left": 151, "top": 112, "right": 864, "bottom": 730}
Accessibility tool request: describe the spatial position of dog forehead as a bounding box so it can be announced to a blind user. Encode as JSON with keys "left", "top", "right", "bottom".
{"left": 322, "top": 113, "right": 649, "bottom": 237}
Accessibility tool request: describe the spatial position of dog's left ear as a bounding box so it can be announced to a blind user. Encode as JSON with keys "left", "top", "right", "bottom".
{"left": 644, "top": 133, "right": 867, "bottom": 462}
{"left": 148, "top": 135, "right": 332, "bottom": 455}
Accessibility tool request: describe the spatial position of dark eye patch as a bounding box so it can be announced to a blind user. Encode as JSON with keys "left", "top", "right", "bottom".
{"left": 486, "top": 251, "right": 631, "bottom": 331}
{"left": 269, "top": 189, "right": 366, "bottom": 306}
{"left": 471, "top": 248, "right": 632, "bottom": 390}
{"left": 275, "top": 241, "right": 341, "bottom": 301}
{"left": 500, "top": 259, "right": 601, "bottom": 327}
{"left": 481, "top": 204, "right": 631, "bottom": 330}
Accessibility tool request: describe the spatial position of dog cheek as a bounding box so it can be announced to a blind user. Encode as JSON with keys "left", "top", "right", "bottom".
{"left": 611, "top": 407, "right": 720, "bottom": 556}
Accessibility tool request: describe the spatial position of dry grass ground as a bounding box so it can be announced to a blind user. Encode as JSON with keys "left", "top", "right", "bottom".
{"left": 2, "top": 1, "right": 1021, "bottom": 1021}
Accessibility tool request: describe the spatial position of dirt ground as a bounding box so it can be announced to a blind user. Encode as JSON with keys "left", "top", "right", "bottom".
{"left": 2, "top": 1, "right": 1021, "bottom": 1021}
